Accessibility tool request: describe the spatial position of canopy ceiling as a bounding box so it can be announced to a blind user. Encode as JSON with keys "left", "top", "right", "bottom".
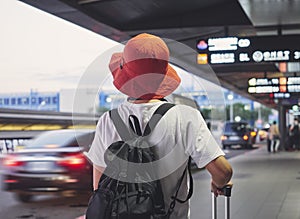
{"left": 20, "top": 0, "right": 300, "bottom": 109}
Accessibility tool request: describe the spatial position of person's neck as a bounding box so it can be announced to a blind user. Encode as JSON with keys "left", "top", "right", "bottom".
{"left": 127, "top": 97, "right": 164, "bottom": 104}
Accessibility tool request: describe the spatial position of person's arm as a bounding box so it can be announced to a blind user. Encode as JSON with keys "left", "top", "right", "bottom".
{"left": 93, "top": 165, "right": 105, "bottom": 191}
{"left": 205, "top": 155, "right": 233, "bottom": 196}
{"left": 75, "top": 165, "right": 104, "bottom": 219}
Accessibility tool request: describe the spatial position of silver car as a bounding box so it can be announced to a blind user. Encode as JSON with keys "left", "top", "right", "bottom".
{"left": 1, "top": 129, "right": 95, "bottom": 202}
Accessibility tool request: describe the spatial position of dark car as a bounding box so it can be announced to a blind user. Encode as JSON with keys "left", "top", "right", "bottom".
{"left": 221, "top": 121, "right": 256, "bottom": 149}
{"left": 1, "top": 129, "right": 95, "bottom": 202}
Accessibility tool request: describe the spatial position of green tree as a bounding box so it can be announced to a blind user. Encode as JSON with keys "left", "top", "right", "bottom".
{"left": 259, "top": 106, "right": 272, "bottom": 123}
{"left": 225, "top": 102, "right": 272, "bottom": 125}
{"left": 200, "top": 108, "right": 211, "bottom": 120}
{"left": 96, "top": 106, "right": 109, "bottom": 114}
{"left": 226, "top": 103, "right": 254, "bottom": 122}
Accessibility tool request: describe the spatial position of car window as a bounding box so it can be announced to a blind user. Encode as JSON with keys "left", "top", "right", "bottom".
{"left": 225, "top": 123, "right": 248, "bottom": 133}
{"left": 68, "top": 132, "right": 95, "bottom": 149}
{"left": 26, "top": 131, "right": 94, "bottom": 148}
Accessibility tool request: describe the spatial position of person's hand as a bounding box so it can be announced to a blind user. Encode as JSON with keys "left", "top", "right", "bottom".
{"left": 75, "top": 215, "right": 85, "bottom": 219}
{"left": 211, "top": 180, "right": 221, "bottom": 197}
{"left": 211, "top": 180, "right": 233, "bottom": 197}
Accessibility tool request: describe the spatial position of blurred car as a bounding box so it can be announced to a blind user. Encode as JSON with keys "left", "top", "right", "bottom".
{"left": 258, "top": 127, "right": 269, "bottom": 141}
{"left": 221, "top": 121, "right": 256, "bottom": 149}
{"left": 1, "top": 129, "right": 95, "bottom": 202}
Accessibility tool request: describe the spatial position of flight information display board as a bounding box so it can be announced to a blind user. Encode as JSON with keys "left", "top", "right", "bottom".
{"left": 248, "top": 77, "right": 300, "bottom": 97}
{"left": 197, "top": 35, "right": 300, "bottom": 65}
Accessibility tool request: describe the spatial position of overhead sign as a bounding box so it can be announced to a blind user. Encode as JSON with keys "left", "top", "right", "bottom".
{"left": 197, "top": 35, "right": 300, "bottom": 64}
{"left": 269, "top": 93, "right": 291, "bottom": 99}
{"left": 248, "top": 77, "right": 300, "bottom": 95}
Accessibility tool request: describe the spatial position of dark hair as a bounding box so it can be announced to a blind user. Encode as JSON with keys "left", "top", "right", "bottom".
{"left": 273, "top": 121, "right": 277, "bottom": 125}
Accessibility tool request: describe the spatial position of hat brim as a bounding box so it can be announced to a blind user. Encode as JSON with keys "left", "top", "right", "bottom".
{"left": 109, "top": 52, "right": 181, "bottom": 99}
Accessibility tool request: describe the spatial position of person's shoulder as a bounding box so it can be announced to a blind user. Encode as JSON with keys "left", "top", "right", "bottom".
{"left": 99, "top": 110, "right": 111, "bottom": 119}
{"left": 173, "top": 104, "right": 199, "bottom": 112}
{"left": 172, "top": 104, "right": 204, "bottom": 122}
{"left": 96, "top": 110, "right": 112, "bottom": 127}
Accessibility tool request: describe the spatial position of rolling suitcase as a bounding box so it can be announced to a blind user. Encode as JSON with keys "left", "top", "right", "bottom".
{"left": 211, "top": 184, "right": 232, "bottom": 219}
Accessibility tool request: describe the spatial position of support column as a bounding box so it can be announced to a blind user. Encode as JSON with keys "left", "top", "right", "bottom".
{"left": 279, "top": 104, "right": 287, "bottom": 150}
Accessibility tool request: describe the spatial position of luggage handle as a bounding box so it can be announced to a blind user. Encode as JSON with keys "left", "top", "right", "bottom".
{"left": 222, "top": 184, "right": 233, "bottom": 197}
{"left": 212, "top": 184, "right": 233, "bottom": 219}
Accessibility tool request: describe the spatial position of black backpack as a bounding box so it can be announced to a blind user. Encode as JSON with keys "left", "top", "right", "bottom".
{"left": 86, "top": 103, "right": 193, "bottom": 219}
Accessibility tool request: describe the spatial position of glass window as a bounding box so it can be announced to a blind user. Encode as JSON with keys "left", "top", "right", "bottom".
{"left": 31, "top": 97, "right": 36, "bottom": 104}
{"left": 45, "top": 97, "right": 50, "bottom": 104}
{"left": 17, "top": 98, "right": 22, "bottom": 105}
{"left": 38, "top": 97, "right": 44, "bottom": 104}
{"left": 23, "top": 97, "right": 29, "bottom": 105}
{"left": 52, "top": 96, "right": 57, "bottom": 104}
{"left": 0, "top": 98, "right": 3, "bottom": 105}
{"left": 4, "top": 98, "right": 9, "bottom": 105}
{"left": 225, "top": 122, "right": 248, "bottom": 134}
{"left": 11, "top": 98, "right": 16, "bottom": 105}
{"left": 26, "top": 130, "right": 95, "bottom": 148}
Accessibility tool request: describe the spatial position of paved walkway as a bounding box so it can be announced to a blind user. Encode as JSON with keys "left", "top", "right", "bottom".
{"left": 190, "top": 144, "right": 300, "bottom": 219}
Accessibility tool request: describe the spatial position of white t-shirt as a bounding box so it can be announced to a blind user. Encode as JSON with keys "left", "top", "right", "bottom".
{"left": 85, "top": 100, "right": 225, "bottom": 219}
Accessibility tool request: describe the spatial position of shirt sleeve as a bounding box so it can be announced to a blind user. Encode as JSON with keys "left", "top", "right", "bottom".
{"left": 181, "top": 107, "right": 225, "bottom": 168}
{"left": 84, "top": 112, "right": 119, "bottom": 168}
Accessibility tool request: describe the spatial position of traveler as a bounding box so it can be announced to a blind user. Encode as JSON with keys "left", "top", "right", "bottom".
{"left": 269, "top": 121, "right": 280, "bottom": 153}
{"left": 290, "top": 118, "right": 300, "bottom": 150}
{"left": 285, "top": 124, "right": 293, "bottom": 151}
{"left": 81, "top": 33, "right": 233, "bottom": 219}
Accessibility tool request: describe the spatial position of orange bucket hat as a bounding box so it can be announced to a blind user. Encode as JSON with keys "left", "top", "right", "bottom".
{"left": 109, "top": 33, "right": 181, "bottom": 99}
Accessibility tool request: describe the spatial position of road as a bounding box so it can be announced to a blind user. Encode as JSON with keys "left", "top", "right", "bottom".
{"left": 0, "top": 180, "right": 90, "bottom": 219}
{"left": 0, "top": 143, "right": 263, "bottom": 219}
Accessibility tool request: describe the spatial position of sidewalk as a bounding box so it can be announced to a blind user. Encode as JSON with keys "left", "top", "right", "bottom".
{"left": 190, "top": 144, "right": 300, "bottom": 219}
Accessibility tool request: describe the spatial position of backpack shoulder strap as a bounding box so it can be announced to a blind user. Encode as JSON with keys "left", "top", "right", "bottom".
{"left": 143, "top": 103, "right": 175, "bottom": 136}
{"left": 109, "top": 109, "right": 133, "bottom": 141}
{"left": 109, "top": 103, "right": 175, "bottom": 140}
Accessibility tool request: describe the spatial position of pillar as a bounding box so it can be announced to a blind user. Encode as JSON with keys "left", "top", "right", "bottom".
{"left": 279, "top": 103, "right": 287, "bottom": 150}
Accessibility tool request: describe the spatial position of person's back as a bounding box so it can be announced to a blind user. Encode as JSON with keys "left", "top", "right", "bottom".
{"left": 292, "top": 122, "right": 299, "bottom": 136}
{"left": 269, "top": 121, "right": 280, "bottom": 152}
{"left": 290, "top": 118, "right": 300, "bottom": 150}
{"left": 83, "top": 33, "right": 233, "bottom": 219}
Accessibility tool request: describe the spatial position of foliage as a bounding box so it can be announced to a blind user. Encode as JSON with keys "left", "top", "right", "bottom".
{"left": 96, "top": 106, "right": 109, "bottom": 114}
{"left": 224, "top": 102, "right": 272, "bottom": 125}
